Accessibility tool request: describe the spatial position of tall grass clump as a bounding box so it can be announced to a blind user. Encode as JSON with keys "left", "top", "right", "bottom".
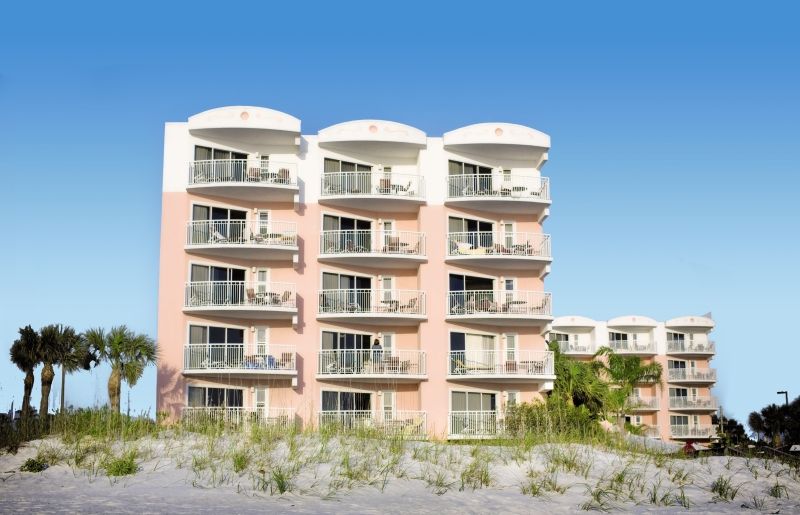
{"left": 504, "top": 397, "right": 605, "bottom": 444}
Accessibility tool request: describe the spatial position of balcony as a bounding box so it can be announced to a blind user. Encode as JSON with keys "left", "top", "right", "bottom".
{"left": 448, "top": 411, "right": 503, "bottom": 439}
{"left": 446, "top": 290, "right": 552, "bottom": 326}
{"left": 447, "top": 350, "right": 554, "bottom": 382}
{"left": 317, "top": 410, "right": 427, "bottom": 438}
{"left": 320, "top": 172, "right": 425, "bottom": 212}
{"left": 181, "top": 407, "right": 296, "bottom": 429}
{"left": 669, "top": 396, "right": 718, "bottom": 411}
{"left": 446, "top": 232, "right": 551, "bottom": 272}
{"left": 608, "top": 340, "right": 657, "bottom": 356}
{"left": 670, "top": 425, "right": 716, "bottom": 439}
{"left": 627, "top": 396, "right": 659, "bottom": 411}
{"left": 185, "top": 220, "right": 298, "bottom": 261}
{"left": 666, "top": 340, "right": 716, "bottom": 357}
{"left": 557, "top": 341, "right": 596, "bottom": 357}
{"left": 187, "top": 160, "right": 299, "bottom": 202}
{"left": 183, "top": 281, "right": 297, "bottom": 321}
{"left": 317, "top": 349, "right": 426, "bottom": 382}
{"left": 317, "top": 289, "right": 426, "bottom": 325}
{"left": 667, "top": 368, "right": 717, "bottom": 384}
{"left": 642, "top": 425, "right": 661, "bottom": 439}
{"left": 183, "top": 344, "right": 296, "bottom": 379}
{"left": 319, "top": 230, "right": 426, "bottom": 269}
{"left": 445, "top": 174, "right": 550, "bottom": 215}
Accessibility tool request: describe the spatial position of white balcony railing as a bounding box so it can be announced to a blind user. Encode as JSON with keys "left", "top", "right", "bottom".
{"left": 181, "top": 407, "right": 296, "bottom": 429}
{"left": 183, "top": 344, "right": 296, "bottom": 372}
{"left": 321, "top": 172, "right": 425, "bottom": 199}
{"left": 189, "top": 159, "right": 298, "bottom": 186}
{"left": 447, "top": 174, "right": 549, "bottom": 201}
{"left": 558, "top": 341, "right": 595, "bottom": 354}
{"left": 668, "top": 368, "right": 717, "bottom": 382}
{"left": 318, "top": 410, "right": 427, "bottom": 438}
{"left": 608, "top": 340, "right": 657, "bottom": 354}
{"left": 448, "top": 290, "right": 551, "bottom": 316}
{"left": 667, "top": 340, "right": 716, "bottom": 354}
{"left": 447, "top": 232, "right": 551, "bottom": 258}
{"left": 320, "top": 230, "right": 425, "bottom": 256}
{"left": 318, "top": 349, "right": 426, "bottom": 376}
{"left": 448, "top": 350, "right": 554, "bottom": 377}
{"left": 186, "top": 220, "right": 298, "bottom": 247}
{"left": 627, "top": 396, "right": 659, "bottom": 410}
{"left": 318, "top": 289, "right": 426, "bottom": 316}
{"left": 643, "top": 425, "right": 661, "bottom": 439}
{"left": 184, "top": 281, "right": 297, "bottom": 308}
{"left": 670, "top": 425, "right": 716, "bottom": 438}
{"left": 449, "top": 411, "right": 502, "bottom": 437}
{"left": 669, "top": 396, "right": 718, "bottom": 410}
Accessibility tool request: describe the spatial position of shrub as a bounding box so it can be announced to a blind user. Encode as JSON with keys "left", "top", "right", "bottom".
{"left": 20, "top": 457, "right": 48, "bottom": 472}
{"left": 105, "top": 451, "right": 138, "bottom": 476}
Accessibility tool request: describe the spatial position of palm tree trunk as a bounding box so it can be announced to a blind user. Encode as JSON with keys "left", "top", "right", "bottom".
{"left": 39, "top": 362, "right": 55, "bottom": 424}
{"left": 108, "top": 365, "right": 122, "bottom": 413}
{"left": 60, "top": 364, "right": 66, "bottom": 413}
{"left": 22, "top": 369, "right": 34, "bottom": 420}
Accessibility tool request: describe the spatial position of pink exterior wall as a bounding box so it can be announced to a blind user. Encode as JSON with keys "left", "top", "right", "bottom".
{"left": 157, "top": 111, "right": 554, "bottom": 439}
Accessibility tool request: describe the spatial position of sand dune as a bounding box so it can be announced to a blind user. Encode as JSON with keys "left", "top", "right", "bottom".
{"left": 2, "top": 433, "right": 799, "bottom": 514}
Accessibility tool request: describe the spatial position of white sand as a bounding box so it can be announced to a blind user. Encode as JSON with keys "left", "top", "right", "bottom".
{"left": 1, "top": 433, "right": 799, "bottom": 514}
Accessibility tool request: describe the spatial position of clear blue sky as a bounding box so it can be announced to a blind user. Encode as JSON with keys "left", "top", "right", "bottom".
{"left": 2, "top": 1, "right": 798, "bottom": 424}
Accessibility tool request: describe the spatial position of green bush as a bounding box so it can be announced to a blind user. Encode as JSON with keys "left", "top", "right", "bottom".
{"left": 104, "top": 451, "right": 138, "bottom": 476}
{"left": 20, "top": 457, "right": 49, "bottom": 472}
{"left": 504, "top": 397, "right": 603, "bottom": 442}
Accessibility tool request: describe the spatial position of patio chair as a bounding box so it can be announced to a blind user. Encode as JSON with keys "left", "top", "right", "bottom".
{"left": 278, "top": 352, "right": 293, "bottom": 369}
{"left": 277, "top": 168, "right": 291, "bottom": 184}
{"left": 399, "top": 297, "right": 418, "bottom": 313}
{"left": 210, "top": 230, "right": 229, "bottom": 244}
{"left": 246, "top": 288, "right": 260, "bottom": 305}
{"left": 383, "top": 236, "right": 401, "bottom": 253}
{"left": 280, "top": 290, "right": 292, "bottom": 307}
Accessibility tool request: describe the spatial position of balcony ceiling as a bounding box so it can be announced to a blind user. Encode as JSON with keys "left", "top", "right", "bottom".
{"left": 665, "top": 315, "right": 715, "bottom": 329}
{"left": 443, "top": 123, "right": 550, "bottom": 161}
{"left": 318, "top": 119, "right": 427, "bottom": 158}
{"left": 188, "top": 106, "right": 301, "bottom": 146}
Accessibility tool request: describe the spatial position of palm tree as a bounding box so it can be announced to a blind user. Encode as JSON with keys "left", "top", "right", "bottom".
{"left": 85, "top": 326, "right": 156, "bottom": 413}
{"left": 55, "top": 329, "right": 97, "bottom": 413}
{"left": 548, "top": 341, "right": 608, "bottom": 417}
{"left": 36, "top": 324, "right": 69, "bottom": 422}
{"left": 9, "top": 325, "right": 40, "bottom": 421}
{"left": 594, "top": 347, "right": 663, "bottom": 429}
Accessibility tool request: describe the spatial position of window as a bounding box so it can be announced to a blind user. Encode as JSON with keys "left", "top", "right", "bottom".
{"left": 670, "top": 415, "right": 689, "bottom": 427}
{"left": 448, "top": 160, "right": 493, "bottom": 195}
{"left": 451, "top": 391, "right": 496, "bottom": 412}
{"left": 667, "top": 332, "right": 684, "bottom": 343}
{"left": 608, "top": 332, "right": 629, "bottom": 349}
{"left": 382, "top": 333, "right": 394, "bottom": 354}
{"left": 255, "top": 327, "right": 269, "bottom": 355}
{"left": 322, "top": 215, "right": 372, "bottom": 252}
{"left": 448, "top": 216, "right": 494, "bottom": 250}
{"left": 194, "top": 146, "right": 248, "bottom": 181}
{"left": 321, "top": 331, "right": 371, "bottom": 350}
{"left": 255, "top": 388, "right": 268, "bottom": 409}
{"left": 382, "top": 391, "right": 395, "bottom": 417}
{"left": 669, "top": 388, "right": 688, "bottom": 398}
{"left": 187, "top": 386, "right": 243, "bottom": 408}
{"left": 321, "top": 391, "right": 371, "bottom": 411}
{"left": 668, "top": 360, "right": 687, "bottom": 370}
{"left": 506, "top": 391, "right": 519, "bottom": 407}
{"left": 450, "top": 332, "right": 496, "bottom": 372}
{"left": 505, "top": 334, "right": 517, "bottom": 362}
{"left": 324, "top": 158, "right": 372, "bottom": 173}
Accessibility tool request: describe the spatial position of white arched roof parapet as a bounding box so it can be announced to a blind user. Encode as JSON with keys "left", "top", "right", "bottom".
{"left": 188, "top": 106, "right": 301, "bottom": 133}
{"left": 607, "top": 315, "right": 659, "bottom": 328}
{"left": 318, "top": 119, "right": 426, "bottom": 147}
{"left": 443, "top": 122, "right": 550, "bottom": 149}
{"left": 665, "top": 315, "right": 715, "bottom": 329}
{"left": 552, "top": 315, "right": 598, "bottom": 329}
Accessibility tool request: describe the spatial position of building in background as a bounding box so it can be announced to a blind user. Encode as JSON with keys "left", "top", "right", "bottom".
{"left": 157, "top": 106, "right": 555, "bottom": 439}
{"left": 550, "top": 315, "right": 718, "bottom": 442}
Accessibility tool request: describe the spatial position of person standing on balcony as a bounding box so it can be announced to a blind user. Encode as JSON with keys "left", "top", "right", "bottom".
{"left": 371, "top": 338, "right": 383, "bottom": 371}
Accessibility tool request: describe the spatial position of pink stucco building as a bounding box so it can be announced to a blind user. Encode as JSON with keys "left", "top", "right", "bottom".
{"left": 156, "top": 105, "right": 555, "bottom": 439}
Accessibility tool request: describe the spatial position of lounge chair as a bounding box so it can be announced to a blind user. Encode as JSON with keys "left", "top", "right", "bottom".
{"left": 451, "top": 358, "right": 495, "bottom": 375}
{"left": 210, "top": 230, "right": 229, "bottom": 244}
{"left": 246, "top": 288, "right": 260, "bottom": 305}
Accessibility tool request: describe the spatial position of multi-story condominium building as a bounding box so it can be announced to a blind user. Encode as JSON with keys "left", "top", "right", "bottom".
{"left": 550, "top": 315, "right": 718, "bottom": 442}
{"left": 157, "top": 105, "right": 555, "bottom": 439}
